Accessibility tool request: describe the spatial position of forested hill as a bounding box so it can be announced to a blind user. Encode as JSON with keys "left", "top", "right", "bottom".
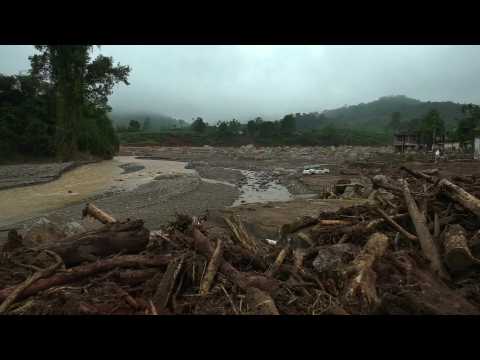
{"left": 110, "top": 111, "right": 188, "bottom": 131}
{"left": 313, "top": 95, "right": 465, "bottom": 131}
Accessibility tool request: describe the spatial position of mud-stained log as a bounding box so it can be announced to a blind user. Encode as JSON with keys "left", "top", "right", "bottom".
{"left": 44, "top": 220, "right": 150, "bottom": 267}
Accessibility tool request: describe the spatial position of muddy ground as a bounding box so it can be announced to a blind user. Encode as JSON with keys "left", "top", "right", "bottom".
{"left": 1, "top": 145, "right": 478, "bottom": 247}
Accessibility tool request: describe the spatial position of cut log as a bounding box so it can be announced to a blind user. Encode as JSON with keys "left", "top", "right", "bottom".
{"left": 0, "top": 254, "right": 173, "bottom": 303}
{"left": 44, "top": 220, "right": 150, "bottom": 266}
{"left": 375, "top": 207, "right": 417, "bottom": 241}
{"left": 401, "top": 180, "right": 448, "bottom": 279}
{"left": 443, "top": 224, "right": 478, "bottom": 272}
{"left": 438, "top": 178, "right": 480, "bottom": 220}
{"left": 199, "top": 239, "right": 223, "bottom": 295}
{"left": 342, "top": 232, "right": 389, "bottom": 312}
{"left": 246, "top": 287, "right": 279, "bottom": 315}
{"left": 265, "top": 246, "right": 290, "bottom": 277}
{"left": 82, "top": 203, "right": 116, "bottom": 224}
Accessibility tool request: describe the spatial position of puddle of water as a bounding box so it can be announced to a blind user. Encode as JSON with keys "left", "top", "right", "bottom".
{"left": 0, "top": 156, "right": 194, "bottom": 227}
{"left": 232, "top": 170, "right": 292, "bottom": 206}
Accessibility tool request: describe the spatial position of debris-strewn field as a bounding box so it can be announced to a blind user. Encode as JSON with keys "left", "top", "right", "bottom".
{"left": 2, "top": 159, "right": 480, "bottom": 314}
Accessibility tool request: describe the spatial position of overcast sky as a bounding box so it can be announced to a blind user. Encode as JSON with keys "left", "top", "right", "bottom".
{"left": 1, "top": 45, "right": 480, "bottom": 122}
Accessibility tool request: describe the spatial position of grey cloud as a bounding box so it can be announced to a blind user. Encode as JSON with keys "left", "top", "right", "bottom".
{"left": 1, "top": 45, "right": 480, "bottom": 122}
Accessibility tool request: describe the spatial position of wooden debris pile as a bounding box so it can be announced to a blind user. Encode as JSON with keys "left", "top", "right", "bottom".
{"left": 2, "top": 166, "right": 480, "bottom": 315}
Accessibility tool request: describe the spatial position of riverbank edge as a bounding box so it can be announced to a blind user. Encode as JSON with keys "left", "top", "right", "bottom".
{"left": 0, "top": 160, "right": 102, "bottom": 192}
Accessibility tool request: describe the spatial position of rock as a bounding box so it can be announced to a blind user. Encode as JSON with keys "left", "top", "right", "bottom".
{"left": 63, "top": 222, "right": 86, "bottom": 237}
{"left": 23, "top": 218, "right": 66, "bottom": 245}
{"left": 313, "top": 243, "right": 359, "bottom": 273}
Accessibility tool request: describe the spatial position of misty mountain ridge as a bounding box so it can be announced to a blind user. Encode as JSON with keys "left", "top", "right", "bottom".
{"left": 315, "top": 95, "right": 466, "bottom": 130}
{"left": 111, "top": 95, "right": 470, "bottom": 131}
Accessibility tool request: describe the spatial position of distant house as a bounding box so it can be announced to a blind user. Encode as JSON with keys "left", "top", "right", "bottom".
{"left": 393, "top": 131, "right": 446, "bottom": 153}
{"left": 393, "top": 132, "right": 419, "bottom": 153}
{"left": 444, "top": 142, "right": 461, "bottom": 152}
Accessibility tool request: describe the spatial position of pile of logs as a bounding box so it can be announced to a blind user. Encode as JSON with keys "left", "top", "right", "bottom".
{"left": 2, "top": 166, "right": 480, "bottom": 315}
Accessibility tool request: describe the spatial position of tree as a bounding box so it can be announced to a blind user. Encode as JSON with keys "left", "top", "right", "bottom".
{"left": 29, "top": 46, "right": 130, "bottom": 160}
{"left": 128, "top": 120, "right": 141, "bottom": 132}
{"left": 456, "top": 104, "right": 480, "bottom": 146}
{"left": 419, "top": 109, "right": 445, "bottom": 149}
{"left": 143, "top": 117, "right": 151, "bottom": 131}
{"left": 217, "top": 121, "right": 229, "bottom": 137}
{"left": 258, "top": 121, "right": 277, "bottom": 138}
{"left": 280, "top": 114, "right": 296, "bottom": 134}
{"left": 247, "top": 120, "right": 257, "bottom": 136}
{"left": 388, "top": 112, "right": 402, "bottom": 131}
{"left": 191, "top": 117, "right": 207, "bottom": 133}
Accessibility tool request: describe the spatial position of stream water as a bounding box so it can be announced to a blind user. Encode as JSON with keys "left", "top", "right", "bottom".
{"left": 0, "top": 156, "right": 195, "bottom": 228}
{"left": 0, "top": 157, "right": 294, "bottom": 228}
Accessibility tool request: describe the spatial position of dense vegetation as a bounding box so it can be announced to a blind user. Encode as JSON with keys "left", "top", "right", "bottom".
{"left": 0, "top": 46, "right": 130, "bottom": 162}
{"left": 119, "top": 96, "right": 479, "bottom": 148}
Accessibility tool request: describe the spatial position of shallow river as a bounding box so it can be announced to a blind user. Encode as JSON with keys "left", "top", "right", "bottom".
{"left": 0, "top": 157, "right": 294, "bottom": 228}
{"left": 0, "top": 156, "right": 195, "bottom": 228}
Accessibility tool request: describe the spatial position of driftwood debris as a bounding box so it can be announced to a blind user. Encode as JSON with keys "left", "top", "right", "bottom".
{"left": 0, "top": 254, "right": 172, "bottom": 303}
{"left": 152, "top": 255, "right": 184, "bottom": 313}
{"left": 375, "top": 207, "right": 418, "bottom": 241}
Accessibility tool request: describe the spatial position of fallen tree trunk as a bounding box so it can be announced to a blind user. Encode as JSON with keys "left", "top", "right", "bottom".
{"left": 375, "top": 207, "right": 418, "bottom": 241}
{"left": 443, "top": 224, "right": 478, "bottom": 272}
{"left": 401, "top": 180, "right": 448, "bottom": 279}
{"left": 400, "top": 166, "right": 435, "bottom": 183}
{"left": 342, "top": 232, "right": 389, "bottom": 313}
{"left": 82, "top": 203, "right": 116, "bottom": 224}
{"left": 0, "top": 254, "right": 173, "bottom": 303}
{"left": 438, "top": 178, "right": 480, "bottom": 220}
{"left": 44, "top": 220, "right": 150, "bottom": 267}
